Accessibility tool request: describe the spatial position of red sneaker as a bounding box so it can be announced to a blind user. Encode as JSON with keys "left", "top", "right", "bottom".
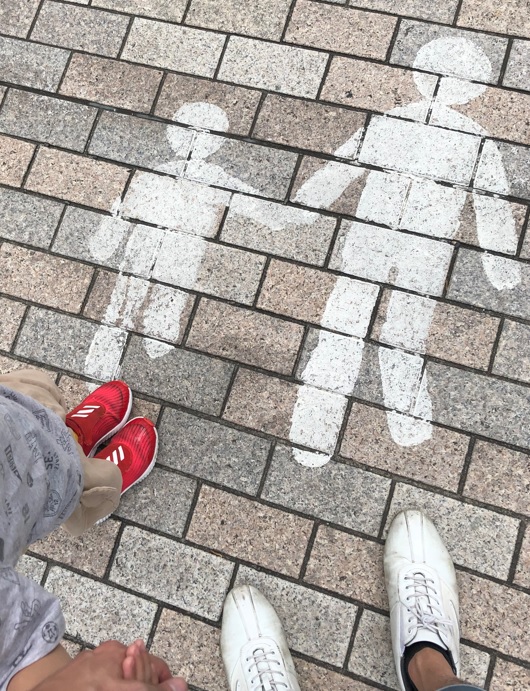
{"left": 94, "top": 417, "right": 158, "bottom": 494}
{"left": 66, "top": 381, "right": 133, "bottom": 457}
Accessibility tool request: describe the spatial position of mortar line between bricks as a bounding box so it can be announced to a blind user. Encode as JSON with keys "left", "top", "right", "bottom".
{"left": 315, "top": 52, "right": 333, "bottom": 100}
{"left": 252, "top": 255, "right": 271, "bottom": 309}
{"left": 180, "top": 480, "right": 203, "bottom": 541}
{"left": 47, "top": 202, "right": 69, "bottom": 250}
{"left": 441, "top": 243, "right": 460, "bottom": 299}
{"left": 282, "top": 153, "right": 303, "bottom": 204}
{"left": 343, "top": 605, "right": 364, "bottom": 672}
{"left": 55, "top": 50, "right": 74, "bottom": 94}
{"left": 452, "top": 0, "right": 465, "bottom": 27}
{"left": 213, "top": 204, "right": 231, "bottom": 242}
{"left": 83, "top": 107, "right": 103, "bottom": 155}
{"left": 149, "top": 70, "right": 168, "bottom": 117}
{"left": 256, "top": 440, "right": 278, "bottom": 498}
{"left": 181, "top": 0, "right": 194, "bottom": 25}
{"left": 516, "top": 205, "right": 530, "bottom": 257}
{"left": 298, "top": 520, "right": 320, "bottom": 581}
{"left": 0, "top": 86, "right": 9, "bottom": 111}
{"left": 457, "top": 436, "right": 476, "bottom": 495}
{"left": 290, "top": 324, "right": 309, "bottom": 379}
{"left": 20, "top": 142, "right": 40, "bottom": 189}
{"left": 103, "top": 518, "right": 126, "bottom": 580}
{"left": 117, "top": 15, "right": 135, "bottom": 60}
{"left": 26, "top": 0, "right": 47, "bottom": 39}
{"left": 145, "top": 604, "right": 164, "bottom": 650}
{"left": 280, "top": 0, "right": 299, "bottom": 43}
{"left": 385, "top": 15, "right": 402, "bottom": 64}
{"left": 9, "top": 304, "right": 31, "bottom": 356}
{"left": 322, "top": 217, "right": 341, "bottom": 269}
{"left": 212, "top": 34, "right": 230, "bottom": 81}
{"left": 469, "top": 137, "right": 487, "bottom": 189}
{"left": 218, "top": 365, "right": 239, "bottom": 418}
{"left": 248, "top": 91, "right": 268, "bottom": 139}
{"left": 507, "top": 520, "right": 527, "bottom": 583}
{"left": 227, "top": 561, "right": 240, "bottom": 598}
{"left": 484, "top": 655, "right": 497, "bottom": 689}
{"left": 377, "top": 480, "right": 396, "bottom": 541}
{"left": 179, "top": 294, "right": 203, "bottom": 347}
{"left": 497, "top": 37, "right": 514, "bottom": 87}
{"left": 487, "top": 317, "right": 505, "bottom": 374}
{"left": 79, "top": 266, "right": 101, "bottom": 315}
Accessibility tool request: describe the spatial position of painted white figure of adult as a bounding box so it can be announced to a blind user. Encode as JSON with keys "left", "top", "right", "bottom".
{"left": 289, "top": 36, "right": 521, "bottom": 459}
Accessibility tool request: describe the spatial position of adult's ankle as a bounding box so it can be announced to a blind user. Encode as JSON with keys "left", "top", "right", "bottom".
{"left": 408, "top": 646, "right": 460, "bottom": 691}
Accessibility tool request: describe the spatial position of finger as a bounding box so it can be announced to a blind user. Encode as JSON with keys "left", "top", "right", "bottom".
{"left": 122, "top": 655, "right": 136, "bottom": 681}
{"left": 148, "top": 654, "right": 172, "bottom": 682}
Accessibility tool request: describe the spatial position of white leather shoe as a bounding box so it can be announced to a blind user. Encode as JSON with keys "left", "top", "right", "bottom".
{"left": 384, "top": 510, "right": 460, "bottom": 691}
{"left": 221, "top": 585, "right": 301, "bottom": 691}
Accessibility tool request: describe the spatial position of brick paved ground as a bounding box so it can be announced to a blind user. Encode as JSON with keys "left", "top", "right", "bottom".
{"left": 1, "top": 0, "right": 530, "bottom": 689}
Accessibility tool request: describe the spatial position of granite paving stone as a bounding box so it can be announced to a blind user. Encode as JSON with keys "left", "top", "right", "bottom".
{"left": 25, "top": 148, "right": 130, "bottom": 211}
{"left": 514, "top": 526, "right": 530, "bottom": 588}
{"left": 386, "top": 483, "right": 520, "bottom": 579}
{"left": 503, "top": 39, "right": 530, "bottom": 91}
{"left": 0, "top": 355, "right": 56, "bottom": 378}
{"left": 83, "top": 271, "right": 195, "bottom": 343}
{"left": 92, "top": 0, "right": 188, "bottom": 21}
{"left": 253, "top": 94, "right": 366, "bottom": 155}
{"left": 348, "top": 0, "right": 459, "bottom": 23}
{"left": 17, "top": 554, "right": 47, "bottom": 584}
{"left": 0, "top": 90, "right": 97, "bottom": 151}
{"left": 321, "top": 57, "right": 437, "bottom": 117}
{"left": 151, "top": 610, "right": 226, "bottom": 691}
{"left": 464, "top": 440, "right": 530, "bottom": 516}
{"left": 490, "top": 660, "right": 530, "bottom": 691}
{"left": 391, "top": 20, "right": 508, "bottom": 84}
{"left": 221, "top": 194, "right": 336, "bottom": 265}
{"left": 427, "top": 360, "right": 530, "bottom": 449}
{"left": 349, "top": 609, "right": 490, "bottom": 690}
{"left": 0, "top": 135, "right": 35, "bottom": 186}
{"left": 235, "top": 565, "right": 358, "bottom": 666}
{"left": 46, "top": 567, "right": 157, "bottom": 645}
{"left": 89, "top": 111, "right": 194, "bottom": 175}
{"left": 186, "top": 0, "right": 292, "bottom": 41}
{"left": 61, "top": 642, "right": 83, "bottom": 658}
{"left": 32, "top": 520, "right": 121, "bottom": 577}
{"left": 341, "top": 402, "right": 468, "bottom": 492}
{"left": 0, "top": 243, "right": 94, "bottom": 312}
{"left": 31, "top": 2, "right": 130, "bottom": 58}
{"left": 187, "top": 298, "right": 304, "bottom": 375}
{"left": 114, "top": 468, "right": 196, "bottom": 537}
{"left": 0, "top": 0, "right": 41, "bottom": 38}
{"left": 475, "top": 140, "right": 530, "bottom": 200}
{"left": 187, "top": 486, "right": 313, "bottom": 577}
{"left": 286, "top": 0, "right": 397, "bottom": 60}
{"left": 110, "top": 526, "right": 234, "bottom": 619}
{"left": 295, "top": 659, "right": 377, "bottom": 691}
{"left": 456, "top": 194, "right": 527, "bottom": 252}
{"left": 447, "top": 248, "right": 530, "bottom": 320}
{"left": 0, "top": 297, "right": 26, "bottom": 351}
{"left": 121, "top": 18, "right": 226, "bottom": 77}
{"left": 258, "top": 259, "right": 379, "bottom": 337}
{"left": 0, "top": 36, "right": 70, "bottom": 91}
{"left": 493, "top": 319, "right": 530, "bottom": 384}
{"left": 60, "top": 54, "right": 163, "bottom": 113}
{"left": 120, "top": 335, "right": 233, "bottom": 415}
{"left": 158, "top": 408, "right": 270, "bottom": 494}
{"left": 459, "top": 571, "right": 530, "bottom": 659}
{"left": 155, "top": 74, "right": 261, "bottom": 136}
{"left": 371, "top": 289, "right": 500, "bottom": 370}
{"left": 218, "top": 36, "right": 328, "bottom": 98}
{"left": 15, "top": 308, "right": 127, "bottom": 380}
{"left": 458, "top": 0, "right": 530, "bottom": 39}
{"left": 304, "top": 526, "right": 386, "bottom": 609}
{"left": 262, "top": 444, "right": 391, "bottom": 535}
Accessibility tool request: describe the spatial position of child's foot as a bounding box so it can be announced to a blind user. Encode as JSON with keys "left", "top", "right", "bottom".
{"left": 66, "top": 380, "right": 132, "bottom": 456}
{"left": 94, "top": 417, "right": 158, "bottom": 495}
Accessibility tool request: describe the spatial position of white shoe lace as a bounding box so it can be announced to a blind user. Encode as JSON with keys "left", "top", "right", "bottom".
{"left": 245, "top": 646, "right": 290, "bottom": 691}
{"left": 404, "top": 572, "right": 454, "bottom": 638}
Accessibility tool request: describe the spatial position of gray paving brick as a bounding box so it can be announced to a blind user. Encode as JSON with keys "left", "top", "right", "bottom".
{"left": 503, "top": 40, "right": 530, "bottom": 91}
{"left": 427, "top": 360, "right": 530, "bottom": 449}
{"left": 46, "top": 567, "right": 157, "bottom": 645}
{"left": 31, "top": 1, "right": 130, "bottom": 58}
{"left": 218, "top": 36, "right": 328, "bottom": 98}
{"left": 120, "top": 335, "right": 233, "bottom": 415}
{"left": 114, "top": 468, "right": 196, "bottom": 536}
{"left": 0, "top": 297, "right": 26, "bottom": 352}
{"left": 110, "top": 526, "right": 234, "bottom": 619}
{"left": 475, "top": 140, "right": 530, "bottom": 200}
{"left": 0, "top": 0, "right": 41, "bottom": 38}
{"left": 262, "top": 445, "right": 391, "bottom": 535}
{"left": 186, "top": 0, "right": 292, "bottom": 41}
{"left": 17, "top": 554, "right": 46, "bottom": 584}
{"left": 92, "top": 0, "right": 187, "bottom": 21}
{"left": 386, "top": 483, "right": 520, "bottom": 579}
{"left": 15, "top": 307, "right": 127, "bottom": 380}
{"left": 349, "top": 0, "right": 459, "bottom": 23}
{"left": 221, "top": 194, "right": 335, "bottom": 265}
{"left": 391, "top": 20, "right": 508, "bottom": 84}
{"left": 447, "top": 248, "right": 530, "bottom": 320}
{"left": 122, "top": 18, "right": 225, "bottom": 77}
{"left": 158, "top": 408, "right": 270, "bottom": 494}
{"left": 236, "top": 566, "right": 357, "bottom": 666}
{"left": 0, "top": 187, "right": 63, "bottom": 248}
{"left": 493, "top": 320, "right": 530, "bottom": 384}
{"left": 0, "top": 90, "right": 96, "bottom": 151}
{"left": 89, "top": 111, "right": 193, "bottom": 175}
{"left": 186, "top": 135, "right": 298, "bottom": 200}
{"left": 0, "top": 36, "right": 69, "bottom": 91}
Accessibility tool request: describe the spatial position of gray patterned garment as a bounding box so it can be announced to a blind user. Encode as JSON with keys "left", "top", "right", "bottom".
{"left": 0, "top": 385, "right": 82, "bottom": 690}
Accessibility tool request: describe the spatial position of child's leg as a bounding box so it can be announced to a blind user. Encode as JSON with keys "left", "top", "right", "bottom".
{"left": 7, "top": 645, "right": 72, "bottom": 691}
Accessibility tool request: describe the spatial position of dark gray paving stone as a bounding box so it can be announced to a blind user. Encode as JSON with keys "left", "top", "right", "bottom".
{"left": 0, "top": 89, "right": 96, "bottom": 151}
{"left": 262, "top": 445, "right": 391, "bottom": 535}
{"left": 110, "top": 525, "right": 233, "bottom": 619}
{"left": 89, "top": 111, "right": 193, "bottom": 174}
{"left": 121, "top": 335, "right": 234, "bottom": 416}
{"left": 447, "top": 248, "right": 530, "bottom": 320}
{"left": 0, "top": 35, "right": 69, "bottom": 91}
{"left": 390, "top": 20, "right": 508, "bottom": 83}
{"left": 493, "top": 320, "right": 530, "bottom": 384}
{"left": 0, "top": 187, "right": 64, "bottom": 248}
{"left": 158, "top": 408, "right": 270, "bottom": 494}
{"left": 427, "top": 361, "right": 530, "bottom": 449}
{"left": 114, "top": 467, "right": 197, "bottom": 536}
{"left": 475, "top": 140, "right": 530, "bottom": 200}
